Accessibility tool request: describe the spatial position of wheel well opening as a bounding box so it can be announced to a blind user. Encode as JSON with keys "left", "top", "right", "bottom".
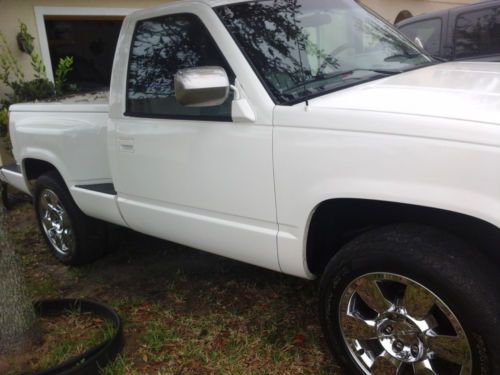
{"left": 306, "top": 199, "right": 500, "bottom": 275}
{"left": 23, "top": 159, "right": 58, "bottom": 182}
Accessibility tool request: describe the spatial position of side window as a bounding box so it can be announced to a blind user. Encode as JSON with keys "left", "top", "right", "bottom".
{"left": 126, "top": 13, "right": 235, "bottom": 120}
{"left": 454, "top": 7, "right": 500, "bottom": 58}
{"left": 399, "top": 19, "right": 442, "bottom": 56}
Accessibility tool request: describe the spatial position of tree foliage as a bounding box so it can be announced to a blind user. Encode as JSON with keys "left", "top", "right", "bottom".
{"left": 0, "top": 23, "right": 74, "bottom": 134}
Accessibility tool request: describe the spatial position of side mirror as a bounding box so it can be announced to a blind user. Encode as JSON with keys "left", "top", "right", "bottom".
{"left": 174, "top": 66, "right": 230, "bottom": 107}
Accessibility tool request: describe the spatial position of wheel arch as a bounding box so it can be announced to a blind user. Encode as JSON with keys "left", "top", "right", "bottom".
{"left": 306, "top": 198, "right": 500, "bottom": 275}
{"left": 22, "top": 158, "right": 66, "bottom": 193}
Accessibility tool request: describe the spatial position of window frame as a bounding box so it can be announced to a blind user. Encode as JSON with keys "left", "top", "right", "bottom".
{"left": 124, "top": 12, "right": 236, "bottom": 122}
{"left": 398, "top": 17, "right": 444, "bottom": 57}
{"left": 34, "top": 6, "right": 137, "bottom": 83}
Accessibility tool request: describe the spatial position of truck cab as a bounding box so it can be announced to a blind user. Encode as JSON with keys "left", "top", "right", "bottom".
{"left": 1, "top": 1, "right": 499, "bottom": 374}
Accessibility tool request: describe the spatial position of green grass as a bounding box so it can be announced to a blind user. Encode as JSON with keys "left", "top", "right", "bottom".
{"left": 3, "top": 204, "right": 342, "bottom": 375}
{"left": 99, "top": 355, "right": 138, "bottom": 375}
{"left": 41, "top": 339, "right": 77, "bottom": 369}
{"left": 39, "top": 320, "right": 116, "bottom": 370}
{"left": 67, "top": 265, "right": 92, "bottom": 279}
{"left": 26, "top": 278, "right": 56, "bottom": 298}
{"left": 141, "top": 322, "right": 178, "bottom": 354}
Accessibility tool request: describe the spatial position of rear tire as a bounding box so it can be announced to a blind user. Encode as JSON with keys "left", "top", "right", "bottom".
{"left": 34, "top": 171, "right": 107, "bottom": 265}
{"left": 319, "top": 224, "right": 498, "bottom": 375}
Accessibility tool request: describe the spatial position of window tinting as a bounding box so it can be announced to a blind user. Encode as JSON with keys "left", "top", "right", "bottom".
{"left": 455, "top": 7, "right": 500, "bottom": 58}
{"left": 399, "top": 19, "right": 442, "bottom": 57}
{"left": 127, "top": 13, "right": 234, "bottom": 120}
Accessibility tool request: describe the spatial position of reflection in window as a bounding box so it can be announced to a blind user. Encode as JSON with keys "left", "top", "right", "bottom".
{"left": 217, "top": 0, "right": 429, "bottom": 105}
{"left": 127, "top": 13, "right": 234, "bottom": 120}
{"left": 455, "top": 7, "right": 500, "bottom": 58}
{"left": 399, "top": 19, "right": 442, "bottom": 56}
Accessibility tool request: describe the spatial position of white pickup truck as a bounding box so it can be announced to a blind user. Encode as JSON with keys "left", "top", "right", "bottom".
{"left": 1, "top": 1, "right": 499, "bottom": 374}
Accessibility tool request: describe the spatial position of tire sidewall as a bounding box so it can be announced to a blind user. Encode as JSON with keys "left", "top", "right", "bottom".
{"left": 319, "top": 227, "right": 495, "bottom": 375}
{"left": 35, "top": 173, "right": 80, "bottom": 265}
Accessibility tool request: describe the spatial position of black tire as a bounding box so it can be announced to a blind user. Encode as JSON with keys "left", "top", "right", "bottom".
{"left": 34, "top": 171, "right": 107, "bottom": 265}
{"left": 319, "top": 224, "right": 499, "bottom": 375}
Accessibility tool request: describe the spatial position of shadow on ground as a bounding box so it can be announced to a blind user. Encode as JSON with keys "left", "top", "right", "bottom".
{"left": 3, "top": 203, "right": 342, "bottom": 374}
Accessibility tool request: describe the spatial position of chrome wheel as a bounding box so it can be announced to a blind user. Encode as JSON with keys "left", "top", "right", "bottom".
{"left": 339, "top": 273, "right": 472, "bottom": 375}
{"left": 38, "top": 188, "right": 75, "bottom": 256}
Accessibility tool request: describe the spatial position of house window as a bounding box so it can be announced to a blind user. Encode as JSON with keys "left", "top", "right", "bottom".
{"left": 45, "top": 16, "right": 123, "bottom": 91}
{"left": 34, "top": 7, "right": 137, "bottom": 91}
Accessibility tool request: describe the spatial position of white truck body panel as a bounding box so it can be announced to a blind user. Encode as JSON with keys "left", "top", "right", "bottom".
{"left": 105, "top": 1, "right": 281, "bottom": 272}
{"left": 3, "top": 1, "right": 500, "bottom": 280}
{"left": 274, "top": 62, "right": 500, "bottom": 276}
{"left": 7, "top": 107, "right": 127, "bottom": 227}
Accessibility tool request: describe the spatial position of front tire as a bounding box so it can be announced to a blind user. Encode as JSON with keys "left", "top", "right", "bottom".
{"left": 319, "top": 224, "right": 498, "bottom": 375}
{"left": 35, "top": 171, "right": 106, "bottom": 265}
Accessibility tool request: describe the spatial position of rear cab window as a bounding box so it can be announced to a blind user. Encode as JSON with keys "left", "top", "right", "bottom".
{"left": 454, "top": 5, "right": 500, "bottom": 59}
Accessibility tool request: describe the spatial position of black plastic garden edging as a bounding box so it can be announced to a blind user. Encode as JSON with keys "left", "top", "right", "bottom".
{"left": 32, "top": 299, "right": 123, "bottom": 375}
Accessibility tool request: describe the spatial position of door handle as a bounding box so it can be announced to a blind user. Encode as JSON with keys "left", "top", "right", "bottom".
{"left": 118, "top": 137, "right": 135, "bottom": 153}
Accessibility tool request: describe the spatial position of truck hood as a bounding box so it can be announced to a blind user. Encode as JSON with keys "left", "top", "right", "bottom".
{"left": 310, "top": 62, "right": 500, "bottom": 126}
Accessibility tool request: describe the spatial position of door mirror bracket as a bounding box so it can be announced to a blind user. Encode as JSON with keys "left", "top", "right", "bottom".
{"left": 230, "top": 84, "right": 255, "bottom": 123}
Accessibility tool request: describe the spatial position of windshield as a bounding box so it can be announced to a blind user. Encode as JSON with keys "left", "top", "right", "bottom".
{"left": 216, "top": 0, "right": 433, "bottom": 105}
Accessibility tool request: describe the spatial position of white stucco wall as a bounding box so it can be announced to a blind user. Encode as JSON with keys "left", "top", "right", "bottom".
{"left": 0, "top": 0, "right": 172, "bottom": 97}
{"left": 361, "top": 0, "right": 476, "bottom": 23}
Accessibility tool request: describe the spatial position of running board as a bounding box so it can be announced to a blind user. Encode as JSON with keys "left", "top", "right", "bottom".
{"left": 1, "top": 163, "right": 21, "bottom": 174}
{"left": 75, "top": 183, "right": 117, "bottom": 195}
{"left": 0, "top": 163, "right": 30, "bottom": 194}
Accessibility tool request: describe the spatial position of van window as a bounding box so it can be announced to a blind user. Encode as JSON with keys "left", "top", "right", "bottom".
{"left": 399, "top": 19, "right": 442, "bottom": 56}
{"left": 454, "top": 6, "right": 500, "bottom": 58}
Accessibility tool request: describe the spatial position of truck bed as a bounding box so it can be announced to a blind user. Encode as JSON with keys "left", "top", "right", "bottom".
{"left": 9, "top": 91, "right": 109, "bottom": 113}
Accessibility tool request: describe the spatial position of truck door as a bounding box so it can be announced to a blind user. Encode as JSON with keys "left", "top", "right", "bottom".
{"left": 108, "top": 10, "right": 279, "bottom": 271}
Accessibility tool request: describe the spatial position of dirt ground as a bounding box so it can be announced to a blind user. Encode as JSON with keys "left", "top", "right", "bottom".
{"left": 1, "top": 202, "right": 342, "bottom": 374}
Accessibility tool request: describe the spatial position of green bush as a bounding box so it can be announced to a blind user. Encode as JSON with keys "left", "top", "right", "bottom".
{"left": 0, "top": 22, "right": 74, "bottom": 133}
{"left": 6, "top": 79, "right": 56, "bottom": 104}
{"left": 1, "top": 22, "right": 74, "bottom": 105}
{"left": 54, "top": 56, "right": 73, "bottom": 96}
{"left": 0, "top": 107, "right": 8, "bottom": 136}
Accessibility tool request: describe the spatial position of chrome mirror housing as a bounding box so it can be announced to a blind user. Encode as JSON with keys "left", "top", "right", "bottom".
{"left": 174, "top": 66, "right": 230, "bottom": 107}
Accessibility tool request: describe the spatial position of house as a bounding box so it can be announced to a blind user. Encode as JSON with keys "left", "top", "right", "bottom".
{"left": 0, "top": 0, "right": 476, "bottom": 97}
{"left": 363, "top": 0, "right": 476, "bottom": 24}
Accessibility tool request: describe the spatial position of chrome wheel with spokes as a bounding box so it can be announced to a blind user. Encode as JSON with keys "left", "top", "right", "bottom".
{"left": 339, "top": 273, "right": 472, "bottom": 375}
{"left": 38, "top": 188, "right": 75, "bottom": 256}
{"left": 35, "top": 171, "right": 107, "bottom": 265}
{"left": 320, "top": 225, "right": 498, "bottom": 375}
